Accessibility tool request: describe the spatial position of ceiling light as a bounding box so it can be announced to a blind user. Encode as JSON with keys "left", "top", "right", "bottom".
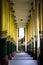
{"left": 14, "top": 15, "right": 16, "bottom": 18}
{"left": 7, "top": 0, "right": 10, "bottom": 2}
{"left": 29, "top": 10, "right": 31, "bottom": 13}
{"left": 20, "top": 19, "right": 23, "bottom": 21}
{"left": 12, "top": 15, "right": 16, "bottom": 18}
{"left": 28, "top": 19, "right": 30, "bottom": 22}
{"left": 31, "top": 2, "right": 33, "bottom": 6}
{"left": 10, "top": 2, "right": 14, "bottom": 5}
{"left": 28, "top": 14, "right": 31, "bottom": 18}
{"left": 12, "top": 10, "right": 15, "bottom": 13}
{"left": 10, "top": 7, "right": 13, "bottom": 10}
{"left": 14, "top": 20, "right": 16, "bottom": 22}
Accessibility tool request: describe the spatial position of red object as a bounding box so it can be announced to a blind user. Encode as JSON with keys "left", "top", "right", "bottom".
{"left": 11, "top": 52, "right": 16, "bottom": 57}
{"left": 8, "top": 54, "right": 12, "bottom": 60}
{"left": 0, "top": 63, "right": 1, "bottom": 65}
{"left": 1, "top": 56, "right": 8, "bottom": 65}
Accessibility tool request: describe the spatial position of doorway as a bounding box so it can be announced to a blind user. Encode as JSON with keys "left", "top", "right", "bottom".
{"left": 18, "top": 28, "right": 25, "bottom": 52}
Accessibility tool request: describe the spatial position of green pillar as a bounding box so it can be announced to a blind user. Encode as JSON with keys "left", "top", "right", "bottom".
{"left": 0, "top": 0, "right": 8, "bottom": 64}
{"left": 11, "top": 42, "right": 16, "bottom": 57}
{"left": 7, "top": 37, "right": 12, "bottom": 60}
{"left": 30, "top": 38, "right": 34, "bottom": 56}
{"left": 35, "top": 36, "right": 37, "bottom": 59}
{"left": 0, "top": 38, "right": 7, "bottom": 59}
{"left": 0, "top": 32, "right": 8, "bottom": 65}
{"left": 7, "top": 41, "right": 11, "bottom": 56}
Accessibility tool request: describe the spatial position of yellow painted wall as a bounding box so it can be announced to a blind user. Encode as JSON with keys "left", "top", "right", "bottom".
{"left": 1, "top": 0, "right": 17, "bottom": 43}
{"left": 27, "top": 11, "right": 35, "bottom": 43}
{"left": 40, "top": 0, "right": 42, "bottom": 32}
{"left": 5, "top": 0, "right": 10, "bottom": 36}
{"left": 9, "top": 11, "right": 17, "bottom": 43}
{"left": 1, "top": 0, "right": 6, "bottom": 31}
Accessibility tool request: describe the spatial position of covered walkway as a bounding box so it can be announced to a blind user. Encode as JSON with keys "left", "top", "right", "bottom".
{"left": 8, "top": 52, "right": 38, "bottom": 65}
{"left": 0, "top": 0, "right": 43, "bottom": 65}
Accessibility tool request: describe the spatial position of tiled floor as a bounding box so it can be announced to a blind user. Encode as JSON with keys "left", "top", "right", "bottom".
{"left": 8, "top": 52, "right": 38, "bottom": 65}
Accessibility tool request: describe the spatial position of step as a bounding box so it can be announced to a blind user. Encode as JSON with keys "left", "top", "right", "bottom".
{"left": 12, "top": 56, "right": 33, "bottom": 60}
{"left": 8, "top": 60, "right": 38, "bottom": 65}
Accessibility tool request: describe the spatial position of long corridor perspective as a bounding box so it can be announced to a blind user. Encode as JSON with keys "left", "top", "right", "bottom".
{"left": 0, "top": 0, "right": 43, "bottom": 65}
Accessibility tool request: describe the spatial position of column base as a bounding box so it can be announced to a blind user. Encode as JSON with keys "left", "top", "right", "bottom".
{"left": 0, "top": 63, "right": 1, "bottom": 65}
{"left": 11, "top": 52, "right": 15, "bottom": 57}
{"left": 31, "top": 52, "right": 34, "bottom": 57}
{"left": 0, "top": 61, "right": 1, "bottom": 65}
{"left": 11, "top": 52, "right": 16, "bottom": 57}
{"left": 33, "top": 53, "right": 37, "bottom": 59}
{"left": 1, "top": 56, "right": 8, "bottom": 65}
{"left": 8, "top": 54, "right": 12, "bottom": 60}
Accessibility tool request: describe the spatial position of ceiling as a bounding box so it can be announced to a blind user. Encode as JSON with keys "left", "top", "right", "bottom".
{"left": 10, "top": 0, "right": 34, "bottom": 28}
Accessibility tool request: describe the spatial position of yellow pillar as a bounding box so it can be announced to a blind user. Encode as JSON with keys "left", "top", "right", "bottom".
{"left": 40, "top": 0, "right": 43, "bottom": 60}
{"left": 1, "top": 0, "right": 7, "bottom": 38}
{"left": 0, "top": 0, "right": 8, "bottom": 64}
{"left": 33, "top": 0, "right": 40, "bottom": 59}
{"left": 5, "top": 0, "right": 10, "bottom": 36}
{"left": 9, "top": 9, "right": 17, "bottom": 43}
{"left": 25, "top": 26, "right": 27, "bottom": 51}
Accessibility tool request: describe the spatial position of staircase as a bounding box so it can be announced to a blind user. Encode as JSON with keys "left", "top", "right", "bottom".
{"left": 8, "top": 52, "right": 38, "bottom": 65}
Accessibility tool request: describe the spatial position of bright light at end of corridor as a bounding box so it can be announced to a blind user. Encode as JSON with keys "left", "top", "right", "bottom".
{"left": 19, "top": 28, "right": 24, "bottom": 40}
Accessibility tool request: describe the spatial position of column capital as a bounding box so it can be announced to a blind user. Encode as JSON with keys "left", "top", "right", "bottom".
{"left": 39, "top": 31, "right": 43, "bottom": 34}
{"left": 39, "top": 31, "right": 43, "bottom": 38}
{"left": 0, "top": 31, "right": 7, "bottom": 39}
